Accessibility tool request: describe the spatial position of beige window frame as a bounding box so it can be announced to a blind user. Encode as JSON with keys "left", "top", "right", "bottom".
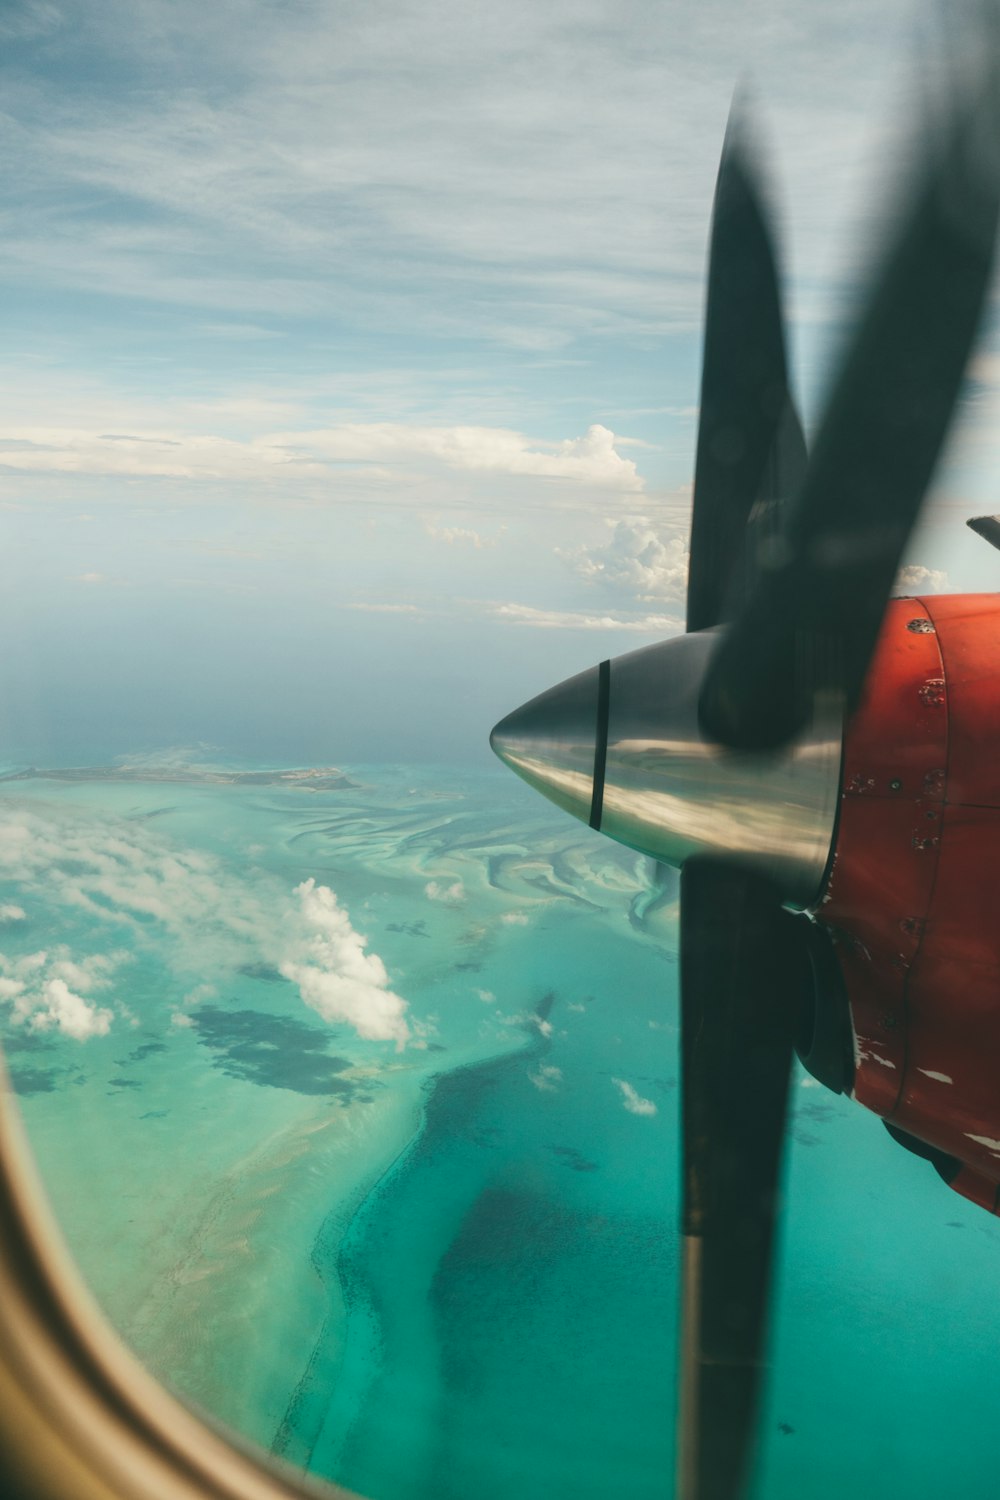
{"left": 0, "top": 1063, "right": 356, "bottom": 1500}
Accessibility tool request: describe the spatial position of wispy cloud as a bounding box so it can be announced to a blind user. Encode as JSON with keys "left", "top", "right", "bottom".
{"left": 337, "top": 596, "right": 683, "bottom": 633}
{"left": 345, "top": 602, "right": 425, "bottom": 616}
{"left": 0, "top": 0, "right": 917, "bottom": 345}
{"left": 423, "top": 522, "right": 503, "bottom": 548}
{"left": 289, "top": 422, "right": 642, "bottom": 488}
{"left": 424, "top": 880, "right": 465, "bottom": 905}
{"left": 0, "top": 419, "right": 642, "bottom": 489}
{"left": 489, "top": 602, "right": 682, "bottom": 632}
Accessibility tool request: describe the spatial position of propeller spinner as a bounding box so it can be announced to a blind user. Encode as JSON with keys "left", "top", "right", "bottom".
{"left": 490, "top": 48, "right": 1000, "bottom": 1500}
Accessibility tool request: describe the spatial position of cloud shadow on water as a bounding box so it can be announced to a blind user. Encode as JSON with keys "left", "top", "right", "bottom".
{"left": 8, "top": 1067, "right": 58, "bottom": 1096}
{"left": 191, "top": 1006, "right": 369, "bottom": 1099}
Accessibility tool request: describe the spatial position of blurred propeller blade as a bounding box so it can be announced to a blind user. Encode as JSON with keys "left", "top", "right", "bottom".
{"left": 687, "top": 108, "right": 806, "bottom": 635}
{"left": 677, "top": 860, "right": 805, "bottom": 1500}
{"left": 967, "top": 513, "right": 1000, "bottom": 551}
{"left": 700, "top": 52, "right": 1000, "bottom": 749}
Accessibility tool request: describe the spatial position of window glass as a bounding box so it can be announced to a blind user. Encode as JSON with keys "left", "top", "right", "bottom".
{"left": 3, "top": 4, "right": 1000, "bottom": 1500}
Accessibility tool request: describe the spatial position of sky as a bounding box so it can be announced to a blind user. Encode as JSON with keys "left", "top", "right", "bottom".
{"left": 2, "top": 0, "right": 1000, "bottom": 767}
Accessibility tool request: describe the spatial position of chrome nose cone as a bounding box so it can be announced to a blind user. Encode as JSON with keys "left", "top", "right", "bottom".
{"left": 491, "top": 632, "right": 844, "bottom": 909}
{"left": 490, "top": 662, "right": 605, "bottom": 826}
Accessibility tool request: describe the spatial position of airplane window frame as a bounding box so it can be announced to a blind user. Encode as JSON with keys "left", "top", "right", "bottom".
{"left": 0, "top": 1062, "right": 355, "bottom": 1500}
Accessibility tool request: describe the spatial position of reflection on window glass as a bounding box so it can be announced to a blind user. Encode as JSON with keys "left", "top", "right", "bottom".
{"left": 3, "top": 4, "right": 1000, "bottom": 1500}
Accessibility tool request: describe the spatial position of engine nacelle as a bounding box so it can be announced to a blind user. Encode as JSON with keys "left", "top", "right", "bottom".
{"left": 816, "top": 593, "right": 1000, "bottom": 1212}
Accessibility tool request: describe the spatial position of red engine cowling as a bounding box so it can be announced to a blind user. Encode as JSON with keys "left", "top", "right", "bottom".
{"left": 815, "top": 594, "right": 1000, "bottom": 1213}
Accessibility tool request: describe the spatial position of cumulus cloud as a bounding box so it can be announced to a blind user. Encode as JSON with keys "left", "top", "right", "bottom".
{"left": 612, "top": 1077, "right": 657, "bottom": 1116}
{"left": 424, "top": 880, "right": 465, "bottom": 904}
{"left": 0, "top": 948, "right": 118, "bottom": 1040}
{"left": 31, "top": 978, "right": 113, "bottom": 1041}
{"left": 501, "top": 911, "right": 530, "bottom": 925}
{"left": 564, "top": 515, "right": 689, "bottom": 603}
{"left": 279, "top": 879, "right": 409, "bottom": 1047}
{"left": 0, "top": 805, "right": 409, "bottom": 1048}
{"left": 529, "top": 1063, "right": 563, "bottom": 1092}
{"left": 895, "top": 563, "right": 949, "bottom": 593}
{"left": 0, "top": 905, "right": 25, "bottom": 922}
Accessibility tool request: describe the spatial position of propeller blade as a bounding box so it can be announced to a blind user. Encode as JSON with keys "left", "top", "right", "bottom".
{"left": 677, "top": 860, "right": 805, "bottom": 1500}
{"left": 687, "top": 107, "right": 806, "bottom": 635}
{"left": 967, "top": 513, "right": 1000, "bottom": 551}
{"left": 700, "top": 52, "right": 1000, "bottom": 749}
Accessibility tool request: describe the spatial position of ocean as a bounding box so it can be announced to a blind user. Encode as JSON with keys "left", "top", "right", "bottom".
{"left": 0, "top": 758, "right": 998, "bottom": 1499}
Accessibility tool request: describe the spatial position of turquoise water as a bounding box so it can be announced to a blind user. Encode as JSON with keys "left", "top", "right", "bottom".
{"left": 1, "top": 759, "right": 999, "bottom": 1498}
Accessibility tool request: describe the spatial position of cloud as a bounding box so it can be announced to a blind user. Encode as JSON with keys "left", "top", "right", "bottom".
{"left": 279, "top": 879, "right": 409, "bottom": 1047}
{"left": 0, "top": 418, "right": 641, "bottom": 491}
{"left": 0, "top": 1, "right": 62, "bottom": 42}
{"left": 0, "top": 905, "right": 25, "bottom": 922}
{"left": 313, "top": 421, "right": 639, "bottom": 486}
{"left": 612, "top": 1077, "right": 657, "bottom": 1116}
{"left": 0, "top": 948, "right": 119, "bottom": 1040}
{"left": 489, "top": 602, "right": 682, "bottom": 632}
{"left": 346, "top": 602, "right": 424, "bottom": 615}
{"left": 529, "top": 1063, "right": 562, "bottom": 1092}
{"left": 0, "top": 804, "right": 409, "bottom": 1048}
{"left": 270, "top": 421, "right": 644, "bottom": 488}
{"left": 500, "top": 911, "right": 529, "bottom": 925}
{"left": 424, "top": 522, "right": 501, "bottom": 548}
{"left": 424, "top": 880, "right": 465, "bottom": 905}
{"left": 564, "top": 515, "right": 689, "bottom": 603}
{"left": 895, "top": 563, "right": 949, "bottom": 593}
{"left": 29, "top": 978, "right": 113, "bottom": 1041}
{"left": 0, "top": 0, "right": 917, "bottom": 355}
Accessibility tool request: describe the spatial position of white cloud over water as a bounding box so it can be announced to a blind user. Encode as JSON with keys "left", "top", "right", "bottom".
{"left": 612, "top": 1077, "right": 657, "bottom": 1116}
{"left": 0, "top": 947, "right": 118, "bottom": 1040}
{"left": 529, "top": 1063, "right": 562, "bottom": 1092}
{"left": 0, "top": 804, "right": 408, "bottom": 1046}
{"left": 280, "top": 879, "right": 409, "bottom": 1047}
{"left": 425, "top": 880, "right": 465, "bottom": 905}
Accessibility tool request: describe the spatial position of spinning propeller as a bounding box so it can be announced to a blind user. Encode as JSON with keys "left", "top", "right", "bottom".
{"left": 491, "top": 47, "right": 1000, "bottom": 1500}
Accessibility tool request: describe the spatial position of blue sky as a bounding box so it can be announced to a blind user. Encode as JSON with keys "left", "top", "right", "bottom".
{"left": 2, "top": 0, "right": 1000, "bottom": 766}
